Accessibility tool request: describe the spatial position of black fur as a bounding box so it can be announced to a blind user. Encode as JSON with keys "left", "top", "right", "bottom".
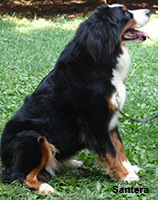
{"left": 0, "top": 4, "right": 133, "bottom": 183}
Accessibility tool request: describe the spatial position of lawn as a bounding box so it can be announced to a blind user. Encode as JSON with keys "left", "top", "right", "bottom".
{"left": 0, "top": 13, "right": 158, "bottom": 199}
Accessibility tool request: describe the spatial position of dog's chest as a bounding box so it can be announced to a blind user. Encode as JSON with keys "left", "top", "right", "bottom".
{"left": 111, "top": 45, "right": 130, "bottom": 109}
{"left": 109, "top": 46, "right": 130, "bottom": 131}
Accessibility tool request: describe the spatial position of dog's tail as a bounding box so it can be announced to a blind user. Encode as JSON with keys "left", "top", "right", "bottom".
{"left": 0, "top": 166, "right": 12, "bottom": 183}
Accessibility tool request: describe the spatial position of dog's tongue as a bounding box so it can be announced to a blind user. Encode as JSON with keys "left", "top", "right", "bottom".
{"left": 130, "top": 30, "right": 150, "bottom": 38}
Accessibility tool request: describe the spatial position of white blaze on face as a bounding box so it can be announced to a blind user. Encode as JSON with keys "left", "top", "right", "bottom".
{"left": 108, "top": 4, "right": 124, "bottom": 8}
{"left": 129, "top": 9, "right": 150, "bottom": 28}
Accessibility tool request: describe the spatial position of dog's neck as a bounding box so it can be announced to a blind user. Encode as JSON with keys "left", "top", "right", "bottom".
{"left": 109, "top": 45, "right": 130, "bottom": 131}
{"left": 115, "top": 45, "right": 131, "bottom": 81}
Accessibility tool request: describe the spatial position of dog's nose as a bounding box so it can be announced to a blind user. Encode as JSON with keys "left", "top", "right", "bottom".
{"left": 145, "top": 9, "right": 151, "bottom": 17}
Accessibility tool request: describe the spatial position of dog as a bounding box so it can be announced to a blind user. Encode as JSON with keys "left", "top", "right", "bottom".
{"left": 0, "top": 4, "right": 150, "bottom": 195}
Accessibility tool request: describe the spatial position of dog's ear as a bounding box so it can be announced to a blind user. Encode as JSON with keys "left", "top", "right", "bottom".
{"left": 85, "top": 21, "right": 120, "bottom": 63}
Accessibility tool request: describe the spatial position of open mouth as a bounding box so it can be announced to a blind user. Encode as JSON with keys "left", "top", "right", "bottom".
{"left": 122, "top": 29, "right": 150, "bottom": 42}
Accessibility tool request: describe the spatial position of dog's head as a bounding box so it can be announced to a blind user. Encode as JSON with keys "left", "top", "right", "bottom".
{"left": 119, "top": 6, "right": 150, "bottom": 43}
{"left": 77, "top": 4, "right": 150, "bottom": 63}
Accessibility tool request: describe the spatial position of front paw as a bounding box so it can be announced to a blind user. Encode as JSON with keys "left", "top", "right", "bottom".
{"left": 122, "top": 160, "right": 142, "bottom": 174}
{"left": 65, "top": 159, "right": 83, "bottom": 169}
{"left": 131, "top": 165, "right": 142, "bottom": 174}
{"left": 123, "top": 172, "right": 140, "bottom": 183}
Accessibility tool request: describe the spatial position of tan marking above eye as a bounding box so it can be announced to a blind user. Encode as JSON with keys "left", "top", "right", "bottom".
{"left": 122, "top": 6, "right": 127, "bottom": 11}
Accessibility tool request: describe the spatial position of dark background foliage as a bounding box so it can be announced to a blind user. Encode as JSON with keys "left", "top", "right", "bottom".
{"left": 0, "top": 0, "right": 158, "bottom": 18}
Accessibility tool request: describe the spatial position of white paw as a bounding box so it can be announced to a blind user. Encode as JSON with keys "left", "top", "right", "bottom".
{"left": 37, "top": 183, "right": 54, "bottom": 195}
{"left": 72, "top": 160, "right": 83, "bottom": 168}
{"left": 65, "top": 159, "right": 83, "bottom": 169}
{"left": 131, "top": 165, "right": 142, "bottom": 173}
{"left": 124, "top": 172, "right": 140, "bottom": 183}
{"left": 122, "top": 160, "right": 141, "bottom": 174}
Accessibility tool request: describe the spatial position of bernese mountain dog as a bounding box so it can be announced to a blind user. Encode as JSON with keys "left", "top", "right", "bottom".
{"left": 0, "top": 4, "right": 150, "bottom": 195}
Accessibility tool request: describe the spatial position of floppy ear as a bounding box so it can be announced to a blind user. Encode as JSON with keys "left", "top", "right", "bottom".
{"left": 86, "top": 21, "right": 120, "bottom": 63}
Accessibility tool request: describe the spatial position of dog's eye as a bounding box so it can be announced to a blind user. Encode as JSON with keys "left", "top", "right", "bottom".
{"left": 125, "top": 11, "right": 130, "bottom": 17}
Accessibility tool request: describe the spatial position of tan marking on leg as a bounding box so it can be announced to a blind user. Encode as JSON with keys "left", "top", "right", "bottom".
{"left": 24, "top": 137, "right": 57, "bottom": 195}
{"left": 110, "top": 131, "right": 140, "bottom": 182}
{"left": 101, "top": 153, "right": 129, "bottom": 181}
{"left": 110, "top": 131, "right": 127, "bottom": 163}
{"left": 99, "top": 131, "right": 129, "bottom": 181}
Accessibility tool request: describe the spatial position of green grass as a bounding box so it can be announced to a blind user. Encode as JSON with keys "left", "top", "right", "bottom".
{"left": 0, "top": 13, "right": 158, "bottom": 199}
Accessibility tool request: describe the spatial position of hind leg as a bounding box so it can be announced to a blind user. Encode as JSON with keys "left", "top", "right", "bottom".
{"left": 1, "top": 130, "right": 57, "bottom": 195}
{"left": 1, "top": 131, "right": 44, "bottom": 183}
{"left": 24, "top": 168, "right": 54, "bottom": 195}
{"left": 24, "top": 136, "right": 57, "bottom": 195}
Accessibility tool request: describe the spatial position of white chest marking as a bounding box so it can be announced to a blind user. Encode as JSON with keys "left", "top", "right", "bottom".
{"left": 109, "top": 45, "right": 130, "bottom": 131}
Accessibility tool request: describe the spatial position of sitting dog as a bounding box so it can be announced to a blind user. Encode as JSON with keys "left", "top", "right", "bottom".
{"left": 0, "top": 4, "right": 150, "bottom": 195}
